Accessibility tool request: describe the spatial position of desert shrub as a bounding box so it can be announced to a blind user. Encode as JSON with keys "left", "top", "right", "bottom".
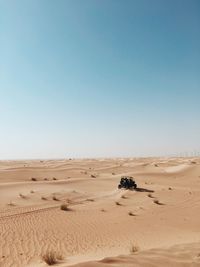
{"left": 60, "top": 204, "right": 71, "bottom": 211}
{"left": 42, "top": 251, "right": 63, "bottom": 265}
{"left": 52, "top": 196, "right": 60, "bottom": 201}
{"left": 130, "top": 244, "right": 139, "bottom": 253}
{"left": 153, "top": 199, "right": 165, "bottom": 205}
{"left": 115, "top": 201, "right": 122, "bottom": 206}
{"left": 19, "top": 193, "right": 27, "bottom": 199}
{"left": 128, "top": 211, "right": 136, "bottom": 216}
{"left": 7, "top": 201, "right": 15, "bottom": 206}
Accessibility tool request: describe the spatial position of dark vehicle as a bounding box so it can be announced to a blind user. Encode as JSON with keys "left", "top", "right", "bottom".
{"left": 118, "top": 176, "right": 137, "bottom": 190}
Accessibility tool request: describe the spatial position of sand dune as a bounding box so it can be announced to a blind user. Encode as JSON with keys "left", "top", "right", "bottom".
{"left": 0, "top": 158, "right": 200, "bottom": 266}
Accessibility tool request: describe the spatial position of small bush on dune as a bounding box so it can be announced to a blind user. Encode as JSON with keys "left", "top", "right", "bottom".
{"left": 147, "top": 193, "right": 154, "bottom": 198}
{"left": 52, "top": 196, "right": 60, "bottom": 201}
{"left": 153, "top": 199, "right": 165, "bottom": 205}
{"left": 128, "top": 211, "right": 136, "bottom": 216}
{"left": 60, "top": 204, "right": 71, "bottom": 211}
{"left": 130, "top": 244, "right": 140, "bottom": 253}
{"left": 19, "top": 193, "right": 27, "bottom": 199}
{"left": 7, "top": 201, "right": 15, "bottom": 206}
{"left": 115, "top": 201, "right": 122, "bottom": 206}
{"left": 42, "top": 251, "right": 63, "bottom": 265}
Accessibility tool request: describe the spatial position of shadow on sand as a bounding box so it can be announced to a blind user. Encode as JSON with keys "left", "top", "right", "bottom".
{"left": 135, "top": 187, "right": 154, "bottom": 193}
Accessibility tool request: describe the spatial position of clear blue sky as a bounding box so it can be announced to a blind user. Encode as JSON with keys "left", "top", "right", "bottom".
{"left": 0, "top": 0, "right": 200, "bottom": 159}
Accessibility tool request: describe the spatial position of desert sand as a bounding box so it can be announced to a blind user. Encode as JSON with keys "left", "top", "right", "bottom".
{"left": 0, "top": 157, "right": 200, "bottom": 267}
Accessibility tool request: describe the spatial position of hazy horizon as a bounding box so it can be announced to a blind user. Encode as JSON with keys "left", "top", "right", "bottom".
{"left": 1, "top": 0, "right": 200, "bottom": 159}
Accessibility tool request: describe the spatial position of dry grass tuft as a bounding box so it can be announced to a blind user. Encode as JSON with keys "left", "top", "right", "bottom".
{"left": 60, "top": 204, "right": 71, "bottom": 211}
{"left": 128, "top": 211, "right": 136, "bottom": 216}
{"left": 153, "top": 199, "right": 165, "bottom": 205}
{"left": 42, "top": 251, "right": 63, "bottom": 265}
{"left": 7, "top": 201, "right": 15, "bottom": 206}
{"left": 115, "top": 201, "right": 122, "bottom": 206}
{"left": 52, "top": 196, "right": 60, "bottom": 201}
{"left": 41, "top": 196, "right": 47, "bottom": 200}
{"left": 19, "top": 193, "right": 27, "bottom": 199}
{"left": 30, "top": 190, "right": 35, "bottom": 194}
{"left": 31, "top": 177, "right": 37, "bottom": 181}
{"left": 147, "top": 193, "right": 154, "bottom": 198}
{"left": 130, "top": 244, "right": 140, "bottom": 253}
{"left": 53, "top": 177, "right": 57, "bottom": 180}
{"left": 91, "top": 174, "right": 96, "bottom": 178}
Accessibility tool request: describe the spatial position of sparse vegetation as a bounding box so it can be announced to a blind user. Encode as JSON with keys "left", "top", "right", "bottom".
{"left": 31, "top": 177, "right": 37, "bottom": 181}
{"left": 52, "top": 196, "right": 60, "bottom": 201}
{"left": 128, "top": 211, "right": 136, "bottom": 216}
{"left": 147, "top": 193, "right": 154, "bottom": 198}
{"left": 130, "top": 244, "right": 139, "bottom": 253}
{"left": 44, "top": 178, "right": 48, "bottom": 181}
{"left": 91, "top": 174, "right": 96, "bottom": 178}
{"left": 42, "top": 251, "right": 63, "bottom": 265}
{"left": 7, "top": 201, "right": 15, "bottom": 206}
{"left": 60, "top": 204, "right": 71, "bottom": 211}
{"left": 53, "top": 177, "right": 57, "bottom": 180}
{"left": 115, "top": 201, "right": 122, "bottom": 206}
{"left": 121, "top": 195, "right": 128, "bottom": 199}
{"left": 153, "top": 199, "right": 165, "bottom": 205}
{"left": 19, "top": 193, "right": 27, "bottom": 199}
{"left": 30, "top": 190, "right": 35, "bottom": 194}
{"left": 41, "top": 196, "right": 47, "bottom": 200}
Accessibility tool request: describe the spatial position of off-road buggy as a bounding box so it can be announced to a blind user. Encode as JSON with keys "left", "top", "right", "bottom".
{"left": 118, "top": 176, "right": 137, "bottom": 190}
